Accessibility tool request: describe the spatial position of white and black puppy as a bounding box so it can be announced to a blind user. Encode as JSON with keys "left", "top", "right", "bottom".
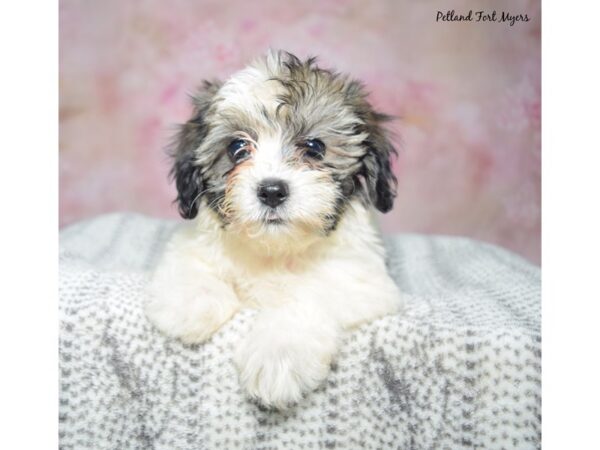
{"left": 145, "top": 50, "right": 403, "bottom": 409}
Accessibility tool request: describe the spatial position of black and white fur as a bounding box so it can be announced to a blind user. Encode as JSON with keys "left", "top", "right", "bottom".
{"left": 145, "top": 51, "right": 403, "bottom": 409}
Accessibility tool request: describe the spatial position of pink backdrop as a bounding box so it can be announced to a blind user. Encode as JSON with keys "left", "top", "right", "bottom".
{"left": 59, "top": 0, "right": 541, "bottom": 263}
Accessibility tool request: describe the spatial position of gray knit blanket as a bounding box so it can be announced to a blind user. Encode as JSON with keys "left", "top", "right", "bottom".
{"left": 59, "top": 213, "right": 541, "bottom": 450}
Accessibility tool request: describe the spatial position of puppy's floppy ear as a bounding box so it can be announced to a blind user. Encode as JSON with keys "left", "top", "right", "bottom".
{"left": 170, "top": 80, "right": 221, "bottom": 219}
{"left": 361, "top": 112, "right": 398, "bottom": 213}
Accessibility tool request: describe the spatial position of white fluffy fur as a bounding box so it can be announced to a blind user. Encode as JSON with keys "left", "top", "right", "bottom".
{"left": 145, "top": 200, "right": 403, "bottom": 408}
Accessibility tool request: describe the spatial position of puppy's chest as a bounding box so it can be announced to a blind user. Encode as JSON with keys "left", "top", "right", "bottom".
{"left": 227, "top": 259, "right": 315, "bottom": 308}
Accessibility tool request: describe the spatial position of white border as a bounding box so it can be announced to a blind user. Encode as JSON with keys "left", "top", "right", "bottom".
{"left": 0, "top": 1, "right": 58, "bottom": 448}
{"left": 543, "top": 1, "right": 600, "bottom": 448}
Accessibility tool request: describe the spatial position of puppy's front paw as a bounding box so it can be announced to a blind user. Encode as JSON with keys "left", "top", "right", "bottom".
{"left": 145, "top": 276, "right": 240, "bottom": 344}
{"left": 234, "top": 305, "right": 339, "bottom": 409}
{"left": 235, "top": 337, "right": 332, "bottom": 409}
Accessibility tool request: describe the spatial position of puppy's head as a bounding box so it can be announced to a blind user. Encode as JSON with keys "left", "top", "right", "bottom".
{"left": 171, "top": 51, "right": 397, "bottom": 239}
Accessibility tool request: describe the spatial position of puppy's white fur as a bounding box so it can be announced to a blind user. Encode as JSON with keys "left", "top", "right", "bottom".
{"left": 146, "top": 202, "right": 402, "bottom": 408}
{"left": 145, "top": 51, "right": 403, "bottom": 409}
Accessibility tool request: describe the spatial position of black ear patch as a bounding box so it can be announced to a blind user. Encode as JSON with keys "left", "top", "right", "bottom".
{"left": 360, "top": 113, "right": 398, "bottom": 213}
{"left": 169, "top": 81, "right": 221, "bottom": 219}
{"left": 173, "top": 147, "right": 204, "bottom": 219}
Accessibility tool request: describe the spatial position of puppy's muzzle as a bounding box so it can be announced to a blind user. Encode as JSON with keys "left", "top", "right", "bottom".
{"left": 257, "top": 178, "right": 289, "bottom": 208}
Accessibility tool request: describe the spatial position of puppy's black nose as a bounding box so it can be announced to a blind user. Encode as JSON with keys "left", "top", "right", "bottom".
{"left": 257, "top": 178, "right": 289, "bottom": 208}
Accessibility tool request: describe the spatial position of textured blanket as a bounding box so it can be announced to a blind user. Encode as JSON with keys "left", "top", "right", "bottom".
{"left": 59, "top": 213, "right": 541, "bottom": 450}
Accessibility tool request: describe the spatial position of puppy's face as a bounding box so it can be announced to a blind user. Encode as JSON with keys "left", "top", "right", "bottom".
{"left": 172, "top": 51, "right": 396, "bottom": 239}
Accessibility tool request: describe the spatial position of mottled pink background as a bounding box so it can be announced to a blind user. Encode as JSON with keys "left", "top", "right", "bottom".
{"left": 59, "top": 0, "right": 541, "bottom": 264}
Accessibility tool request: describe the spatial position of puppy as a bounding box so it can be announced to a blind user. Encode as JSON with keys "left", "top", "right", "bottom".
{"left": 145, "top": 50, "right": 403, "bottom": 409}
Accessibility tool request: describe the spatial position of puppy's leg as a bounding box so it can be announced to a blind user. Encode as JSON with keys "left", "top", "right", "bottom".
{"left": 307, "top": 253, "right": 404, "bottom": 332}
{"left": 235, "top": 300, "right": 339, "bottom": 409}
{"left": 144, "top": 230, "right": 241, "bottom": 344}
{"left": 330, "top": 269, "right": 403, "bottom": 331}
{"left": 234, "top": 261, "right": 401, "bottom": 408}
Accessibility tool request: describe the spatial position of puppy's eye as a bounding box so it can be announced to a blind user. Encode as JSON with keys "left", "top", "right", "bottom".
{"left": 227, "top": 139, "right": 251, "bottom": 163}
{"left": 301, "top": 138, "right": 326, "bottom": 159}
